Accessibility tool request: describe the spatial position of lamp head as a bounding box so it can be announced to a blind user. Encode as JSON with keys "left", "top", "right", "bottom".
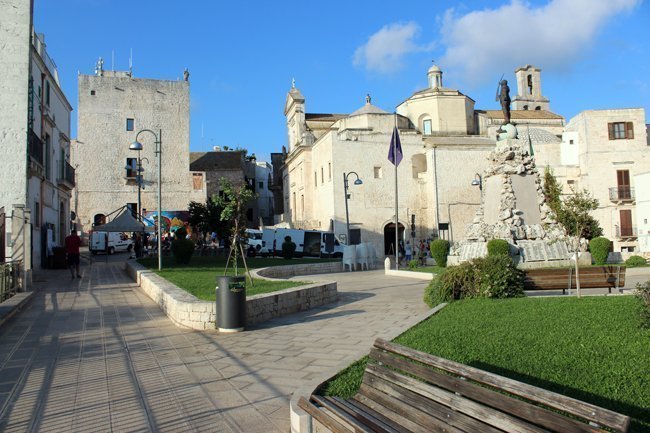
{"left": 471, "top": 179, "right": 480, "bottom": 186}
{"left": 353, "top": 179, "right": 363, "bottom": 185}
{"left": 129, "top": 141, "right": 143, "bottom": 151}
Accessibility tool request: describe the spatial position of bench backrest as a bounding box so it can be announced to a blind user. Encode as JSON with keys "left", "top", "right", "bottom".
{"left": 363, "top": 338, "right": 630, "bottom": 432}
{"left": 524, "top": 266, "right": 626, "bottom": 290}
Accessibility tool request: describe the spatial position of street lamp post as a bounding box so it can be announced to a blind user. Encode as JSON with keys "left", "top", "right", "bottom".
{"left": 343, "top": 171, "right": 363, "bottom": 244}
{"left": 130, "top": 129, "right": 162, "bottom": 271}
{"left": 471, "top": 173, "right": 483, "bottom": 192}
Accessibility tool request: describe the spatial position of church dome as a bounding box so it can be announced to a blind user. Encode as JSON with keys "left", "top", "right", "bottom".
{"left": 428, "top": 64, "right": 441, "bottom": 74}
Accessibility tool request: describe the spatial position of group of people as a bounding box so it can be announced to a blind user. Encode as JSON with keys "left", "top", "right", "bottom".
{"left": 398, "top": 239, "right": 432, "bottom": 266}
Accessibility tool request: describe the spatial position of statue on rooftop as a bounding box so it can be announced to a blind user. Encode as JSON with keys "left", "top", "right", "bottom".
{"left": 183, "top": 68, "right": 190, "bottom": 81}
{"left": 496, "top": 79, "right": 511, "bottom": 125}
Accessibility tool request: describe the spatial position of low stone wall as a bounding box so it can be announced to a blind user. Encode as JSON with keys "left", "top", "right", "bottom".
{"left": 253, "top": 261, "right": 343, "bottom": 280}
{"left": 125, "top": 261, "right": 338, "bottom": 330}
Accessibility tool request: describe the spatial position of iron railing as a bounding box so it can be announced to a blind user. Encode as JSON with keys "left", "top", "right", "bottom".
{"left": 28, "top": 129, "right": 43, "bottom": 166}
{"left": 615, "top": 225, "right": 638, "bottom": 238}
{"left": 609, "top": 187, "right": 635, "bottom": 201}
{"left": 1, "top": 261, "right": 21, "bottom": 302}
{"left": 58, "top": 161, "right": 75, "bottom": 187}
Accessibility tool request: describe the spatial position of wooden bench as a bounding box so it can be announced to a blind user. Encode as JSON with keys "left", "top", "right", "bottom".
{"left": 524, "top": 266, "right": 626, "bottom": 294}
{"left": 299, "top": 338, "right": 630, "bottom": 433}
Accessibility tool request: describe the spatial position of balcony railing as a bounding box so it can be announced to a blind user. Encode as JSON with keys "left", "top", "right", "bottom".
{"left": 28, "top": 129, "right": 43, "bottom": 166}
{"left": 57, "top": 161, "right": 75, "bottom": 189}
{"left": 615, "top": 225, "right": 638, "bottom": 238}
{"left": 609, "top": 187, "right": 635, "bottom": 202}
{"left": 1, "top": 261, "right": 21, "bottom": 302}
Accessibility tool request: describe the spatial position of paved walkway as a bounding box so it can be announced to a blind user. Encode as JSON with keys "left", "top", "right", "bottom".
{"left": 0, "top": 262, "right": 430, "bottom": 432}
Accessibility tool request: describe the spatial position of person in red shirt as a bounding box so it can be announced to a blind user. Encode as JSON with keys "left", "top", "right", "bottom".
{"left": 64, "top": 229, "right": 82, "bottom": 278}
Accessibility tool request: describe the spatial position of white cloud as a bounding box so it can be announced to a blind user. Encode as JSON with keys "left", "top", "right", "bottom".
{"left": 354, "top": 22, "right": 433, "bottom": 74}
{"left": 440, "top": 0, "right": 640, "bottom": 84}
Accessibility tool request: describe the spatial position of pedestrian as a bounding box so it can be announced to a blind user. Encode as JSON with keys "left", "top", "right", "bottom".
{"left": 405, "top": 241, "right": 412, "bottom": 262}
{"left": 64, "top": 228, "right": 82, "bottom": 278}
{"left": 134, "top": 233, "right": 143, "bottom": 258}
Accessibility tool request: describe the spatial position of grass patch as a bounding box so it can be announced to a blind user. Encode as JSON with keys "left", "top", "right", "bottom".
{"left": 409, "top": 265, "right": 444, "bottom": 274}
{"left": 322, "top": 296, "right": 650, "bottom": 431}
{"left": 138, "top": 255, "right": 338, "bottom": 300}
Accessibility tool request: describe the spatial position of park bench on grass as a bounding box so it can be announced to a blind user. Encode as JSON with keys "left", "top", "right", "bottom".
{"left": 524, "top": 265, "right": 626, "bottom": 294}
{"left": 299, "top": 338, "right": 630, "bottom": 433}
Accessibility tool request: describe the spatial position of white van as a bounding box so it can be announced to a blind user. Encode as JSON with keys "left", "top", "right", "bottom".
{"left": 89, "top": 231, "right": 134, "bottom": 255}
{"left": 244, "top": 229, "right": 269, "bottom": 257}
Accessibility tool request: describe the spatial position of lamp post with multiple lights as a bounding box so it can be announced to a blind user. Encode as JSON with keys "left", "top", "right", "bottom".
{"left": 129, "top": 129, "right": 162, "bottom": 271}
{"left": 343, "top": 171, "right": 363, "bottom": 244}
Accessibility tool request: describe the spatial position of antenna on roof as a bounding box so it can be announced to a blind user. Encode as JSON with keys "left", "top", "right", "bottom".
{"left": 129, "top": 48, "right": 133, "bottom": 76}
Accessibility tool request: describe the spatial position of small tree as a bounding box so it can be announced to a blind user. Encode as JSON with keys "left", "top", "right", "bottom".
{"left": 544, "top": 167, "right": 602, "bottom": 297}
{"left": 188, "top": 199, "right": 226, "bottom": 237}
{"left": 212, "top": 178, "right": 257, "bottom": 282}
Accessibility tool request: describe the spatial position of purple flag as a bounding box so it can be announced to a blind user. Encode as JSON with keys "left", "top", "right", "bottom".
{"left": 388, "top": 126, "right": 403, "bottom": 166}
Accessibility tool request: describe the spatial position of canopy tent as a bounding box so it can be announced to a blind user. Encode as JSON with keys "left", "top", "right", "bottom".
{"left": 93, "top": 207, "right": 153, "bottom": 232}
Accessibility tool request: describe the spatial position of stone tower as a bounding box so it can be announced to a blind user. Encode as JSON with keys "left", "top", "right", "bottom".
{"left": 427, "top": 63, "right": 443, "bottom": 89}
{"left": 511, "top": 65, "right": 550, "bottom": 111}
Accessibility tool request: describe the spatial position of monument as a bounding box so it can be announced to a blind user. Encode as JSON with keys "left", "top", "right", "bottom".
{"left": 450, "top": 77, "right": 570, "bottom": 267}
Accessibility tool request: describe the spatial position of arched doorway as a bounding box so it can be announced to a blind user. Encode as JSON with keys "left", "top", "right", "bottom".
{"left": 384, "top": 222, "right": 405, "bottom": 255}
{"left": 93, "top": 213, "right": 106, "bottom": 226}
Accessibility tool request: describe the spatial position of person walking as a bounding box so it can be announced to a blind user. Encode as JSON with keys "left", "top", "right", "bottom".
{"left": 65, "top": 228, "right": 82, "bottom": 278}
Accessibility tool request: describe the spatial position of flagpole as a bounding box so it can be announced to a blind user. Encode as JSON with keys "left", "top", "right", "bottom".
{"left": 394, "top": 113, "right": 399, "bottom": 270}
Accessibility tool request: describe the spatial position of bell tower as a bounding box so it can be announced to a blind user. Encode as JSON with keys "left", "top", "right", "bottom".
{"left": 511, "top": 65, "right": 550, "bottom": 111}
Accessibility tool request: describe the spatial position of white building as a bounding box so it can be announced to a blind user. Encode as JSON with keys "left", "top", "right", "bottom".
{"left": 281, "top": 66, "right": 564, "bottom": 256}
{"left": 0, "top": 0, "right": 73, "bottom": 278}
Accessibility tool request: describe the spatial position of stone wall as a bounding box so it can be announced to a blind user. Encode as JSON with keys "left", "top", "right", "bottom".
{"left": 253, "top": 261, "right": 344, "bottom": 279}
{"left": 126, "top": 261, "right": 338, "bottom": 330}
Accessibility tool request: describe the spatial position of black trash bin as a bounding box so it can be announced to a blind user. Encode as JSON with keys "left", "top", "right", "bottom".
{"left": 216, "top": 275, "right": 246, "bottom": 332}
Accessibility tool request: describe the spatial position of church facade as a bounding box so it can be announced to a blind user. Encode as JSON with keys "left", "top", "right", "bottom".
{"left": 281, "top": 65, "right": 572, "bottom": 256}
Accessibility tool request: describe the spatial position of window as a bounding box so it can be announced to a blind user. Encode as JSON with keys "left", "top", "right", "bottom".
{"left": 567, "top": 180, "right": 575, "bottom": 185}
{"left": 423, "top": 119, "right": 432, "bottom": 136}
{"left": 374, "top": 166, "right": 383, "bottom": 179}
{"left": 44, "top": 134, "right": 51, "bottom": 180}
{"left": 321, "top": 167, "right": 324, "bottom": 183}
{"left": 569, "top": 139, "right": 574, "bottom": 144}
{"left": 192, "top": 173, "right": 203, "bottom": 190}
{"left": 617, "top": 170, "right": 631, "bottom": 200}
{"left": 314, "top": 171, "right": 317, "bottom": 187}
{"left": 126, "top": 118, "right": 134, "bottom": 131}
{"left": 127, "top": 203, "right": 138, "bottom": 216}
{"left": 34, "top": 201, "right": 40, "bottom": 226}
{"left": 90, "top": 90, "right": 96, "bottom": 96}
{"left": 125, "top": 158, "right": 137, "bottom": 178}
{"left": 258, "top": 181, "right": 263, "bottom": 190}
{"left": 45, "top": 81, "right": 50, "bottom": 106}
{"left": 608, "top": 122, "right": 634, "bottom": 140}
{"left": 328, "top": 162, "right": 331, "bottom": 180}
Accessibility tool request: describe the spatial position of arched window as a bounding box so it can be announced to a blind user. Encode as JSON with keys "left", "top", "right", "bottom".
{"left": 535, "top": 106, "right": 541, "bottom": 111}
{"left": 527, "top": 74, "right": 533, "bottom": 95}
{"left": 523, "top": 105, "right": 529, "bottom": 110}
{"left": 93, "top": 213, "right": 106, "bottom": 226}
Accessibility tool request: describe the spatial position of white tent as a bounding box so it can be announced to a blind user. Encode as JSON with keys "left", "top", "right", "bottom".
{"left": 94, "top": 208, "right": 150, "bottom": 232}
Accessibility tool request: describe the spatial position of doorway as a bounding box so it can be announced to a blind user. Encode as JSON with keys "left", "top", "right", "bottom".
{"left": 384, "top": 222, "right": 405, "bottom": 255}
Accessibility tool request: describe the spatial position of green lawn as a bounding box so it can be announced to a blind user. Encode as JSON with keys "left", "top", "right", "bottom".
{"left": 408, "top": 265, "right": 444, "bottom": 274}
{"left": 138, "top": 255, "right": 339, "bottom": 300}
{"left": 321, "top": 296, "right": 650, "bottom": 432}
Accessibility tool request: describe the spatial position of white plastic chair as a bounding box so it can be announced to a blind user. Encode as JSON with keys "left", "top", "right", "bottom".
{"left": 356, "top": 243, "right": 369, "bottom": 271}
{"left": 342, "top": 245, "right": 357, "bottom": 272}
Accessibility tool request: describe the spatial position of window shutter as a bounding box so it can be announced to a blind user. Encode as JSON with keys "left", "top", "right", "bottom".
{"left": 608, "top": 123, "right": 615, "bottom": 140}
{"left": 626, "top": 122, "right": 634, "bottom": 139}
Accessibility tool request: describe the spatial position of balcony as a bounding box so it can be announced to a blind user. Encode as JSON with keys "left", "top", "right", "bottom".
{"left": 609, "top": 187, "right": 635, "bottom": 202}
{"left": 28, "top": 129, "right": 43, "bottom": 166}
{"left": 615, "top": 225, "right": 638, "bottom": 239}
{"left": 57, "top": 161, "right": 75, "bottom": 190}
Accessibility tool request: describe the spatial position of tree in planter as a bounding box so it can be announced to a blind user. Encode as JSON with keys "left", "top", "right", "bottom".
{"left": 544, "top": 167, "right": 602, "bottom": 297}
{"left": 212, "top": 178, "right": 257, "bottom": 284}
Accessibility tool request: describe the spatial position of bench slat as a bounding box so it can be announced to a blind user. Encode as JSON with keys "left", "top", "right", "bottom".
{"left": 357, "top": 384, "right": 466, "bottom": 433}
{"left": 373, "top": 339, "right": 630, "bottom": 432}
{"left": 365, "top": 364, "right": 547, "bottom": 433}
{"left": 297, "top": 396, "right": 352, "bottom": 433}
{"left": 312, "top": 395, "right": 379, "bottom": 433}
{"left": 345, "top": 399, "right": 413, "bottom": 433}
{"left": 363, "top": 370, "right": 504, "bottom": 433}
{"left": 370, "top": 348, "right": 604, "bottom": 433}
{"left": 329, "top": 396, "right": 403, "bottom": 433}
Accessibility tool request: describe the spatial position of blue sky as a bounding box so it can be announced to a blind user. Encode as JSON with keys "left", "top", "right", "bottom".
{"left": 34, "top": 0, "right": 649, "bottom": 162}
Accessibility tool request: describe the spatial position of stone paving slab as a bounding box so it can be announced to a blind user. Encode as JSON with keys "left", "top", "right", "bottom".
{"left": 0, "top": 262, "right": 430, "bottom": 432}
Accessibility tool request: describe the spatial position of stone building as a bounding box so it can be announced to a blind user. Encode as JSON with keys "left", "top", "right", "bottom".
{"left": 72, "top": 70, "right": 205, "bottom": 234}
{"left": 0, "top": 0, "right": 73, "bottom": 278}
{"left": 280, "top": 66, "right": 564, "bottom": 256}
{"left": 555, "top": 109, "right": 649, "bottom": 253}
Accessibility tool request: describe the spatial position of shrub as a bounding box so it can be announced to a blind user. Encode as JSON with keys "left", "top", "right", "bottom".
{"left": 625, "top": 255, "right": 648, "bottom": 267}
{"left": 636, "top": 280, "right": 650, "bottom": 328}
{"left": 171, "top": 238, "right": 194, "bottom": 264}
{"left": 408, "top": 259, "right": 419, "bottom": 270}
{"left": 423, "top": 255, "right": 524, "bottom": 307}
{"left": 282, "top": 236, "right": 296, "bottom": 260}
{"left": 487, "top": 239, "right": 510, "bottom": 257}
{"left": 430, "top": 239, "right": 450, "bottom": 268}
{"left": 589, "top": 237, "right": 611, "bottom": 265}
